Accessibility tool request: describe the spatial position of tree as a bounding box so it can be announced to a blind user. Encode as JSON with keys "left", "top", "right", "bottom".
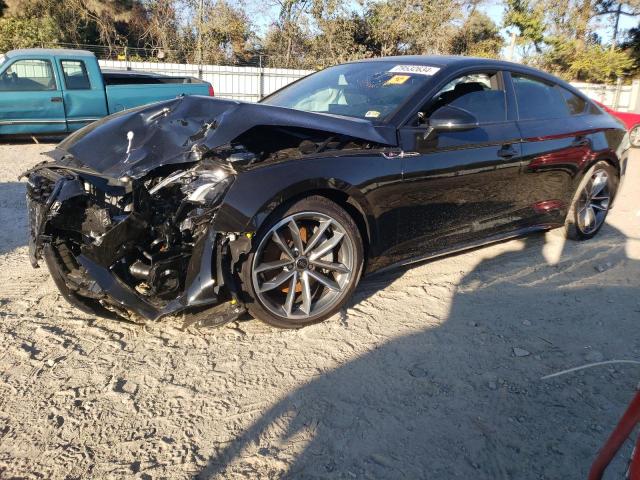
{"left": 503, "top": 0, "right": 545, "bottom": 55}
{"left": 261, "top": 0, "right": 314, "bottom": 67}
{"left": 0, "top": 15, "right": 58, "bottom": 52}
{"left": 542, "top": 36, "right": 633, "bottom": 81}
{"left": 2, "top": 0, "right": 149, "bottom": 53}
{"left": 620, "top": 22, "right": 640, "bottom": 75}
{"left": 451, "top": 11, "right": 503, "bottom": 57}
{"left": 364, "top": 0, "right": 463, "bottom": 56}
{"left": 137, "top": 0, "right": 185, "bottom": 61}
{"left": 309, "top": 0, "right": 367, "bottom": 66}
{"left": 592, "top": 0, "right": 640, "bottom": 46}
{"left": 193, "top": 0, "right": 253, "bottom": 64}
{"left": 504, "top": 0, "right": 636, "bottom": 81}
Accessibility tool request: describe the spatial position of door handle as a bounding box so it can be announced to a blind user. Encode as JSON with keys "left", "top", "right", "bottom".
{"left": 497, "top": 145, "right": 518, "bottom": 159}
{"left": 571, "top": 137, "right": 589, "bottom": 148}
{"left": 50, "top": 97, "right": 63, "bottom": 103}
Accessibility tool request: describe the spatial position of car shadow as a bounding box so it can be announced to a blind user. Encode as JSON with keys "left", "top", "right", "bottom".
{"left": 196, "top": 223, "right": 639, "bottom": 479}
{"left": 0, "top": 135, "right": 65, "bottom": 145}
{"left": 0, "top": 182, "right": 29, "bottom": 255}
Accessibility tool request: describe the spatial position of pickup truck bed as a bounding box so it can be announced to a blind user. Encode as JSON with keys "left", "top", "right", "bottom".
{"left": 0, "top": 48, "right": 214, "bottom": 136}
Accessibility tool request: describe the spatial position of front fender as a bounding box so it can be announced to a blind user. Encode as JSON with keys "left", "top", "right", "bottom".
{"left": 211, "top": 156, "right": 378, "bottom": 236}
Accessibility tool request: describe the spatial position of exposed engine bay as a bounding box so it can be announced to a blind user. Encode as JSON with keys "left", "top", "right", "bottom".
{"left": 24, "top": 96, "right": 387, "bottom": 325}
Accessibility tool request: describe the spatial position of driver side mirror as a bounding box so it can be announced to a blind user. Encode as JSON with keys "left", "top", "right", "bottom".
{"left": 421, "top": 105, "right": 479, "bottom": 140}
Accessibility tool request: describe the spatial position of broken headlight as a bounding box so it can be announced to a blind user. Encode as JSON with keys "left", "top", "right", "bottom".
{"left": 148, "top": 165, "right": 234, "bottom": 207}
{"left": 181, "top": 170, "right": 233, "bottom": 205}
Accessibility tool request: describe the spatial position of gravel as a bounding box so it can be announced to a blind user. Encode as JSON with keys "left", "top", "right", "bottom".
{"left": 1, "top": 142, "right": 639, "bottom": 479}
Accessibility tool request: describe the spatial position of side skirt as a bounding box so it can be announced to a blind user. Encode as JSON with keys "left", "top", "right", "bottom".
{"left": 368, "top": 224, "right": 560, "bottom": 277}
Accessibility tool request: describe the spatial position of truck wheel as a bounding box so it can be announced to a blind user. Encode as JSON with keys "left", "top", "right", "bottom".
{"left": 565, "top": 161, "right": 618, "bottom": 240}
{"left": 239, "top": 195, "right": 363, "bottom": 328}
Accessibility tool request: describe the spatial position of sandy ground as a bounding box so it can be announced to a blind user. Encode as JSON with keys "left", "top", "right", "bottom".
{"left": 0, "top": 143, "right": 639, "bottom": 480}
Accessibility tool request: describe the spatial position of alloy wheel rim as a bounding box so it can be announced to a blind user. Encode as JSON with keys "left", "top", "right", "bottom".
{"left": 630, "top": 126, "right": 640, "bottom": 147}
{"left": 251, "top": 212, "right": 355, "bottom": 320}
{"left": 576, "top": 169, "right": 610, "bottom": 235}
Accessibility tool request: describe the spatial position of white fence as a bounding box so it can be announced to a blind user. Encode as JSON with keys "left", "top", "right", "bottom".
{"left": 100, "top": 59, "right": 640, "bottom": 112}
{"left": 571, "top": 79, "right": 640, "bottom": 112}
{"left": 98, "top": 59, "right": 312, "bottom": 102}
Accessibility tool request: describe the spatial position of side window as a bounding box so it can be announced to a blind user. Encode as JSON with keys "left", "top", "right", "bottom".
{"left": 512, "top": 75, "right": 571, "bottom": 120}
{"left": 422, "top": 72, "right": 506, "bottom": 124}
{"left": 0, "top": 59, "right": 57, "bottom": 91}
{"left": 558, "top": 87, "right": 587, "bottom": 115}
{"left": 61, "top": 60, "right": 91, "bottom": 90}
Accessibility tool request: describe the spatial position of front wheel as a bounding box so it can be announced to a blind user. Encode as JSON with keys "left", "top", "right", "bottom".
{"left": 565, "top": 161, "right": 618, "bottom": 240}
{"left": 239, "top": 195, "right": 364, "bottom": 328}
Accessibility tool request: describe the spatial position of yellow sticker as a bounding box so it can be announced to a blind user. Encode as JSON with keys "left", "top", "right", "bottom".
{"left": 365, "top": 110, "right": 380, "bottom": 118}
{"left": 385, "top": 75, "right": 410, "bottom": 85}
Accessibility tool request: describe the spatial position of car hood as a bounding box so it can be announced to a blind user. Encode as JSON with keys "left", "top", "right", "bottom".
{"left": 48, "top": 96, "right": 397, "bottom": 179}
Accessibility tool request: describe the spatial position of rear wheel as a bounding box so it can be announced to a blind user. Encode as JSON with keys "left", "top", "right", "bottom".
{"left": 565, "top": 161, "right": 618, "bottom": 240}
{"left": 239, "top": 195, "right": 363, "bottom": 328}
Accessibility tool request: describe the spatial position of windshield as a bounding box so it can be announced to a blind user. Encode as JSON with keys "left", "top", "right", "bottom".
{"left": 0, "top": 55, "right": 5, "bottom": 69}
{"left": 261, "top": 62, "right": 439, "bottom": 122}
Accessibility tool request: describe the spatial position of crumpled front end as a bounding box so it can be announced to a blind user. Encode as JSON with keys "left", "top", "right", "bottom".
{"left": 25, "top": 159, "right": 242, "bottom": 323}
{"left": 24, "top": 95, "right": 391, "bottom": 324}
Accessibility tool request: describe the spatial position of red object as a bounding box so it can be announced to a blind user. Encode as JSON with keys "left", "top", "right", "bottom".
{"left": 532, "top": 199, "right": 565, "bottom": 214}
{"left": 589, "top": 391, "right": 640, "bottom": 480}
{"left": 595, "top": 101, "right": 640, "bottom": 132}
{"left": 208, "top": 84, "right": 215, "bottom": 97}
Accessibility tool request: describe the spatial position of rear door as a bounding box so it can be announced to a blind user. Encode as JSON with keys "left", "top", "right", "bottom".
{"left": 56, "top": 58, "right": 108, "bottom": 131}
{"left": 508, "top": 72, "right": 594, "bottom": 225}
{"left": 389, "top": 70, "right": 523, "bottom": 263}
{"left": 0, "top": 58, "right": 67, "bottom": 134}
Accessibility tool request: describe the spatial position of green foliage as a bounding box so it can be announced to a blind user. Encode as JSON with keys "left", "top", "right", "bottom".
{"left": 622, "top": 23, "right": 640, "bottom": 75}
{"left": 451, "top": 11, "right": 503, "bottom": 58}
{"left": 0, "top": 15, "right": 58, "bottom": 52}
{"left": 542, "top": 38, "right": 634, "bottom": 81}
{"left": 364, "top": 0, "right": 461, "bottom": 56}
{"left": 0, "top": 0, "right": 637, "bottom": 83}
{"left": 503, "top": 0, "right": 545, "bottom": 51}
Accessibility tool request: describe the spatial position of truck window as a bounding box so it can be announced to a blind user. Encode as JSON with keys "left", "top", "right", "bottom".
{"left": 60, "top": 60, "right": 91, "bottom": 90}
{"left": 0, "top": 59, "right": 57, "bottom": 91}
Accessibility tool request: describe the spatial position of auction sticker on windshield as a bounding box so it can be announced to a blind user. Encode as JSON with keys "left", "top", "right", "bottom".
{"left": 385, "top": 75, "right": 410, "bottom": 85}
{"left": 389, "top": 65, "right": 440, "bottom": 76}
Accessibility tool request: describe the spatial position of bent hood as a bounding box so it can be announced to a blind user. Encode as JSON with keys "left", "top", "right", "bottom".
{"left": 50, "top": 96, "right": 397, "bottom": 179}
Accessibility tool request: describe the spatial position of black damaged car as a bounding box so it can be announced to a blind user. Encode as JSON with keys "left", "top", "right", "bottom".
{"left": 24, "top": 56, "right": 630, "bottom": 328}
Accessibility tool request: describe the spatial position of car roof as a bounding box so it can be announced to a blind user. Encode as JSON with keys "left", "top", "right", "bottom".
{"left": 347, "top": 55, "right": 584, "bottom": 98}
{"left": 349, "top": 55, "right": 550, "bottom": 76}
{"left": 5, "top": 48, "right": 95, "bottom": 58}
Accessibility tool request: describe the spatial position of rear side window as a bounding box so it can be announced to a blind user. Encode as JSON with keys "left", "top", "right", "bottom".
{"left": 559, "top": 87, "right": 587, "bottom": 115}
{"left": 61, "top": 60, "right": 91, "bottom": 90}
{"left": 0, "top": 59, "right": 56, "bottom": 91}
{"left": 512, "top": 74, "right": 571, "bottom": 120}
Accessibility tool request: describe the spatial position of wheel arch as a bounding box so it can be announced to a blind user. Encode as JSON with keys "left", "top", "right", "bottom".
{"left": 570, "top": 154, "right": 622, "bottom": 208}
{"left": 213, "top": 177, "right": 376, "bottom": 257}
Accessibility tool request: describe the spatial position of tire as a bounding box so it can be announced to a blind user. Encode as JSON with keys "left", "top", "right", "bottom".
{"left": 630, "top": 125, "right": 640, "bottom": 148}
{"left": 565, "top": 161, "right": 619, "bottom": 241}
{"left": 239, "top": 195, "right": 364, "bottom": 328}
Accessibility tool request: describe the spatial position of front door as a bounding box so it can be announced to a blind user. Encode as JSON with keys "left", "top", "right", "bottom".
{"left": 0, "top": 58, "right": 67, "bottom": 135}
{"left": 56, "top": 58, "right": 107, "bottom": 131}
{"left": 393, "top": 71, "right": 523, "bottom": 264}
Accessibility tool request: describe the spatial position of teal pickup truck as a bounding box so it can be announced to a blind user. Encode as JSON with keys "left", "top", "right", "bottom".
{"left": 0, "top": 48, "right": 214, "bottom": 136}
